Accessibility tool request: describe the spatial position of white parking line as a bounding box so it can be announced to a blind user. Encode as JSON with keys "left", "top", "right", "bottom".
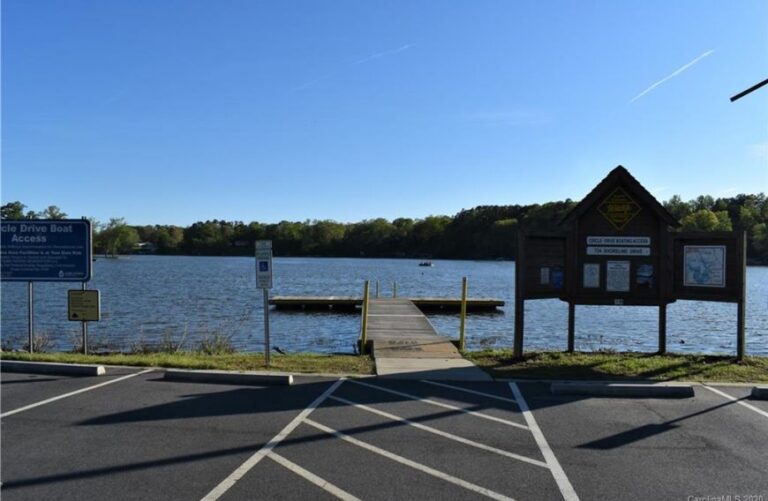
{"left": 509, "top": 383, "right": 579, "bottom": 501}
{"left": 267, "top": 451, "right": 362, "bottom": 501}
{"left": 330, "top": 395, "right": 547, "bottom": 468}
{"left": 422, "top": 380, "right": 519, "bottom": 405}
{"left": 201, "top": 378, "right": 345, "bottom": 501}
{"left": 304, "top": 418, "right": 516, "bottom": 501}
{"left": 0, "top": 369, "right": 155, "bottom": 418}
{"left": 348, "top": 379, "right": 528, "bottom": 430}
{"left": 701, "top": 385, "right": 768, "bottom": 420}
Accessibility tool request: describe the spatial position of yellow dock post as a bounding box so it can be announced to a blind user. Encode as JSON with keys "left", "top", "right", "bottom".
{"left": 360, "top": 280, "right": 370, "bottom": 355}
{"left": 459, "top": 277, "right": 468, "bottom": 351}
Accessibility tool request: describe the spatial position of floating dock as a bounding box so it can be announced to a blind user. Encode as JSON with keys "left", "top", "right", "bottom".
{"left": 270, "top": 296, "right": 504, "bottom": 312}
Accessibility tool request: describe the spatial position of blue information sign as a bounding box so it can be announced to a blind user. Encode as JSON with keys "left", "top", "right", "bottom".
{"left": 1, "top": 220, "right": 92, "bottom": 282}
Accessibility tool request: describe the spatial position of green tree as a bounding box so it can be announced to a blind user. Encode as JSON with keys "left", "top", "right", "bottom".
{"left": 663, "top": 195, "right": 691, "bottom": 221}
{"left": 680, "top": 209, "right": 733, "bottom": 232}
{"left": 97, "top": 218, "right": 140, "bottom": 256}
{"left": 691, "top": 195, "right": 715, "bottom": 211}
{"left": 751, "top": 223, "right": 768, "bottom": 261}
{"left": 1, "top": 201, "right": 27, "bottom": 219}
{"left": 88, "top": 217, "right": 102, "bottom": 234}
{"left": 156, "top": 226, "right": 184, "bottom": 252}
{"left": 41, "top": 205, "right": 67, "bottom": 219}
{"left": 411, "top": 216, "right": 451, "bottom": 256}
{"left": 302, "top": 220, "right": 346, "bottom": 255}
{"left": 487, "top": 218, "right": 519, "bottom": 258}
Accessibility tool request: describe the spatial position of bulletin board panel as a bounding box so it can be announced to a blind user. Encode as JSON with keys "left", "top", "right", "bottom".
{"left": 517, "top": 233, "right": 568, "bottom": 300}
{"left": 672, "top": 232, "right": 745, "bottom": 303}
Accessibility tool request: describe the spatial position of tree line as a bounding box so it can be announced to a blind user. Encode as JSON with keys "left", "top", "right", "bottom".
{"left": 2, "top": 193, "right": 767, "bottom": 263}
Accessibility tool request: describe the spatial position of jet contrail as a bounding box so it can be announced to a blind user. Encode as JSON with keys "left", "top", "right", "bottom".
{"left": 630, "top": 49, "right": 715, "bottom": 103}
{"left": 292, "top": 44, "right": 414, "bottom": 92}
{"left": 353, "top": 44, "right": 414, "bottom": 65}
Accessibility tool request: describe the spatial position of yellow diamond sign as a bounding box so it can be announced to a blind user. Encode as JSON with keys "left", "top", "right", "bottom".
{"left": 598, "top": 187, "right": 641, "bottom": 230}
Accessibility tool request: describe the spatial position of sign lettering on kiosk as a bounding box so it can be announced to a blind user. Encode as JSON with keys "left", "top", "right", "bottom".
{"left": 255, "top": 240, "right": 273, "bottom": 289}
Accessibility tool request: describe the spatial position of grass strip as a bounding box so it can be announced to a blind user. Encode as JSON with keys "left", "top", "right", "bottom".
{"left": 464, "top": 350, "right": 768, "bottom": 382}
{"left": 0, "top": 351, "right": 375, "bottom": 375}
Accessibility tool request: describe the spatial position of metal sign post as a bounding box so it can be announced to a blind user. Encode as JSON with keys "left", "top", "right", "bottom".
{"left": 68, "top": 287, "right": 100, "bottom": 354}
{"left": 256, "top": 240, "right": 273, "bottom": 367}
{"left": 82, "top": 282, "right": 88, "bottom": 354}
{"left": 28, "top": 282, "right": 34, "bottom": 353}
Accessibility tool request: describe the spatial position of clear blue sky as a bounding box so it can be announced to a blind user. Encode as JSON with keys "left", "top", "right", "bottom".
{"left": 2, "top": 0, "right": 767, "bottom": 226}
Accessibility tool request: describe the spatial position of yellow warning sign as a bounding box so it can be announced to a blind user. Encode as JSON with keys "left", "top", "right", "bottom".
{"left": 68, "top": 290, "right": 101, "bottom": 321}
{"left": 598, "top": 188, "right": 641, "bottom": 230}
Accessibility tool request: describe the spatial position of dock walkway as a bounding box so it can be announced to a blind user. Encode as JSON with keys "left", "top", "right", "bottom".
{"left": 271, "top": 296, "right": 504, "bottom": 311}
{"left": 364, "top": 298, "right": 490, "bottom": 381}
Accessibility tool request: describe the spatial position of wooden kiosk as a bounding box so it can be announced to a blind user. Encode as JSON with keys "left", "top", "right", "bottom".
{"left": 514, "top": 166, "right": 747, "bottom": 359}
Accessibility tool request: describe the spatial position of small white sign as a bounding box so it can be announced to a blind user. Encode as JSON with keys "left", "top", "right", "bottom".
{"left": 606, "top": 261, "right": 630, "bottom": 292}
{"left": 587, "top": 246, "right": 651, "bottom": 256}
{"left": 255, "top": 240, "right": 273, "bottom": 289}
{"left": 583, "top": 263, "right": 600, "bottom": 288}
{"left": 540, "top": 267, "right": 550, "bottom": 285}
{"left": 586, "top": 236, "right": 650, "bottom": 246}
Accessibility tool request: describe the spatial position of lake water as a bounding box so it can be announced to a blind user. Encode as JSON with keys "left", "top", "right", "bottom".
{"left": 1, "top": 256, "right": 766, "bottom": 356}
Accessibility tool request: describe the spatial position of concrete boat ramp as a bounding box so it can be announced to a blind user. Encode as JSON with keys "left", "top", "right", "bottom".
{"left": 363, "top": 298, "right": 490, "bottom": 381}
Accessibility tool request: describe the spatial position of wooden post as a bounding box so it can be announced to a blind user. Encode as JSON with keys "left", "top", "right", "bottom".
{"left": 513, "top": 233, "right": 525, "bottom": 358}
{"left": 658, "top": 303, "right": 667, "bottom": 355}
{"left": 360, "top": 281, "right": 370, "bottom": 355}
{"left": 375, "top": 280, "right": 380, "bottom": 298}
{"left": 737, "top": 300, "right": 746, "bottom": 361}
{"left": 737, "top": 231, "right": 747, "bottom": 361}
{"left": 567, "top": 303, "right": 575, "bottom": 352}
{"left": 459, "top": 277, "right": 468, "bottom": 351}
{"left": 393, "top": 281, "right": 397, "bottom": 298}
{"left": 514, "top": 297, "right": 524, "bottom": 358}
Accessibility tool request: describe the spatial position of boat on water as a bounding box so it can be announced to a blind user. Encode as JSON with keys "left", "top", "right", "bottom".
{"left": 418, "top": 261, "right": 433, "bottom": 267}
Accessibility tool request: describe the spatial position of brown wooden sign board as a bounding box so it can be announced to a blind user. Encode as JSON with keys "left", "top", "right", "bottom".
{"left": 562, "top": 165, "right": 678, "bottom": 307}
{"left": 517, "top": 233, "right": 567, "bottom": 300}
{"left": 514, "top": 166, "right": 747, "bottom": 359}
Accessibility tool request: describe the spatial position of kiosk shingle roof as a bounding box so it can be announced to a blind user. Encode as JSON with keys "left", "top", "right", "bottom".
{"left": 560, "top": 165, "right": 680, "bottom": 228}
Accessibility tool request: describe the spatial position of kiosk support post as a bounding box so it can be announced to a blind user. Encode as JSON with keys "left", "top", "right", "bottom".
{"left": 658, "top": 304, "right": 667, "bottom": 355}
{"left": 513, "top": 235, "right": 525, "bottom": 359}
{"left": 513, "top": 297, "right": 524, "bottom": 358}
{"left": 737, "top": 300, "right": 745, "bottom": 361}
{"left": 567, "top": 303, "right": 575, "bottom": 352}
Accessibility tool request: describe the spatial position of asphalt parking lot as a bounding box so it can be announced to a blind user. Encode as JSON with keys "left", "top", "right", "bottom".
{"left": 2, "top": 368, "right": 767, "bottom": 500}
